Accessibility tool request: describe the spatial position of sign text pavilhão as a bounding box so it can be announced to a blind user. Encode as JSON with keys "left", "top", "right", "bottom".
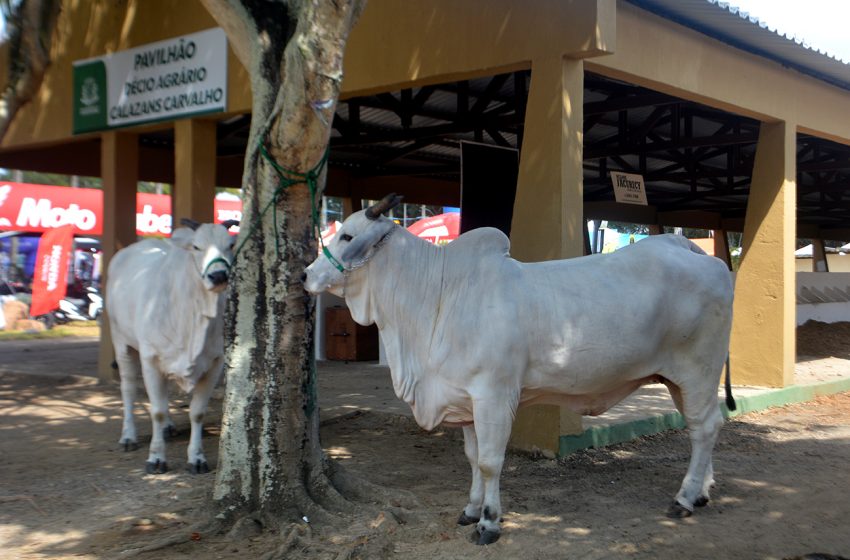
{"left": 72, "top": 28, "right": 228, "bottom": 133}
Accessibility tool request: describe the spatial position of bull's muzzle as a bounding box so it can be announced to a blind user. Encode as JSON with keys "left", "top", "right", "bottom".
{"left": 207, "top": 270, "right": 228, "bottom": 287}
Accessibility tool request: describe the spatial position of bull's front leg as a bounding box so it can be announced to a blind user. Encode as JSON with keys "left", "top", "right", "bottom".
{"left": 458, "top": 425, "right": 483, "bottom": 525}
{"left": 186, "top": 360, "right": 223, "bottom": 474}
{"left": 140, "top": 359, "right": 169, "bottom": 474}
{"left": 470, "top": 399, "right": 514, "bottom": 545}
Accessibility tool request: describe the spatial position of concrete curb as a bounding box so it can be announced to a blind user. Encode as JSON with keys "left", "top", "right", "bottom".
{"left": 558, "top": 377, "right": 850, "bottom": 456}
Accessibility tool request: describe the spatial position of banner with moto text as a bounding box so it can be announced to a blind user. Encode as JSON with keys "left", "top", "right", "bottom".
{"left": 0, "top": 182, "right": 242, "bottom": 236}
{"left": 30, "top": 225, "right": 74, "bottom": 316}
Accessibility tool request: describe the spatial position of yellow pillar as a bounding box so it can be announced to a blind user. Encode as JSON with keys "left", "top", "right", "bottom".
{"left": 174, "top": 119, "right": 216, "bottom": 224}
{"left": 98, "top": 131, "right": 139, "bottom": 381}
{"left": 730, "top": 120, "right": 796, "bottom": 387}
{"left": 509, "top": 56, "right": 584, "bottom": 453}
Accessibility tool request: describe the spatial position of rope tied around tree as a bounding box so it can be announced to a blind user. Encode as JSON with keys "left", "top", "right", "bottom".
{"left": 231, "top": 139, "right": 344, "bottom": 273}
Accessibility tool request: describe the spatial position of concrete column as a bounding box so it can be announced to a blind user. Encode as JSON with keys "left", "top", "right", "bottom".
{"left": 509, "top": 56, "right": 584, "bottom": 454}
{"left": 730, "top": 120, "right": 796, "bottom": 387}
{"left": 98, "top": 131, "right": 139, "bottom": 381}
{"left": 174, "top": 119, "right": 216, "bottom": 224}
{"left": 812, "top": 239, "right": 829, "bottom": 272}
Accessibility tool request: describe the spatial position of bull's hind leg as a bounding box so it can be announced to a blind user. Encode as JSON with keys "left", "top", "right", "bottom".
{"left": 186, "top": 360, "right": 223, "bottom": 474}
{"left": 116, "top": 347, "right": 141, "bottom": 451}
{"left": 458, "top": 425, "right": 483, "bottom": 525}
{"left": 469, "top": 399, "right": 514, "bottom": 545}
{"left": 666, "top": 377, "right": 724, "bottom": 518}
{"left": 140, "top": 358, "right": 170, "bottom": 474}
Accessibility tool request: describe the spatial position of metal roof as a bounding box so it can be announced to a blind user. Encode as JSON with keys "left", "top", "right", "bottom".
{"left": 625, "top": 0, "right": 850, "bottom": 92}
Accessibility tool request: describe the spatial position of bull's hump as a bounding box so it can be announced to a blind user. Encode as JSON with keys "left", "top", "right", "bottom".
{"left": 446, "top": 227, "right": 510, "bottom": 257}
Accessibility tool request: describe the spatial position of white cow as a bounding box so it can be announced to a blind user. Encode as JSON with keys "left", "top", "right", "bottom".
{"left": 305, "top": 194, "right": 735, "bottom": 545}
{"left": 107, "top": 219, "right": 236, "bottom": 475}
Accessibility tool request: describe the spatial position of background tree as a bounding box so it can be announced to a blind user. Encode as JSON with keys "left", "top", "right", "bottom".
{"left": 198, "top": 0, "right": 405, "bottom": 547}
{"left": 0, "top": 0, "right": 62, "bottom": 140}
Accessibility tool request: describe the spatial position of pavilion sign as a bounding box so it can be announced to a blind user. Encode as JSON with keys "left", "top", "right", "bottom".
{"left": 72, "top": 28, "right": 227, "bottom": 133}
{"left": 610, "top": 171, "right": 648, "bottom": 206}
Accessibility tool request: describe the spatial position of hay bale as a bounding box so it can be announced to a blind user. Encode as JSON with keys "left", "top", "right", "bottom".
{"left": 2, "top": 299, "right": 29, "bottom": 330}
{"left": 12, "top": 319, "right": 46, "bottom": 332}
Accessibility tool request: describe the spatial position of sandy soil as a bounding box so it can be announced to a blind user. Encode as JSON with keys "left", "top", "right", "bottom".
{"left": 2, "top": 358, "right": 850, "bottom": 560}
{"left": 1, "top": 320, "right": 849, "bottom": 559}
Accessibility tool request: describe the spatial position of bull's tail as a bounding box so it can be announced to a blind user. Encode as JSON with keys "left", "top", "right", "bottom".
{"left": 724, "top": 355, "right": 737, "bottom": 411}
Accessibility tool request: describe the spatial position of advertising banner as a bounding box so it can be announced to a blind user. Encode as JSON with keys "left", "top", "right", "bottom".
{"left": 0, "top": 182, "right": 101, "bottom": 234}
{"left": 0, "top": 182, "right": 242, "bottom": 236}
{"left": 73, "top": 28, "right": 228, "bottom": 133}
{"left": 30, "top": 225, "right": 74, "bottom": 315}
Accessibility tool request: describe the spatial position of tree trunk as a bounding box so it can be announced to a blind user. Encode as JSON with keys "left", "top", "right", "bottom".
{"left": 199, "top": 0, "right": 367, "bottom": 529}
{"left": 0, "top": 0, "right": 62, "bottom": 140}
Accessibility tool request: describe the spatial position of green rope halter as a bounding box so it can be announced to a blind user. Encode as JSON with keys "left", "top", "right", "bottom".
{"left": 231, "top": 139, "right": 344, "bottom": 273}
{"left": 202, "top": 256, "right": 232, "bottom": 277}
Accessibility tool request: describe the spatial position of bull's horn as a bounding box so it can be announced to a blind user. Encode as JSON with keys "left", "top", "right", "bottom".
{"left": 221, "top": 219, "right": 240, "bottom": 230}
{"left": 180, "top": 218, "right": 201, "bottom": 231}
{"left": 365, "top": 193, "right": 404, "bottom": 220}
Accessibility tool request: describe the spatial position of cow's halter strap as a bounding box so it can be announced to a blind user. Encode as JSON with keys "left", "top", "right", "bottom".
{"left": 202, "top": 256, "right": 232, "bottom": 277}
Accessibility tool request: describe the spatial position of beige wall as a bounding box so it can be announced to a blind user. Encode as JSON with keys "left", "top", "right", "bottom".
{"left": 342, "top": 0, "right": 615, "bottom": 96}
{"left": 796, "top": 255, "right": 850, "bottom": 273}
{"left": 4, "top": 0, "right": 849, "bottom": 151}
{"left": 1, "top": 0, "right": 616, "bottom": 150}
{"left": 0, "top": 0, "right": 251, "bottom": 148}
{"left": 587, "top": 1, "right": 850, "bottom": 146}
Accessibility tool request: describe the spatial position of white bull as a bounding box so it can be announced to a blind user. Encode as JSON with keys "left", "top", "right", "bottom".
{"left": 107, "top": 219, "right": 236, "bottom": 475}
{"left": 305, "top": 194, "right": 735, "bottom": 545}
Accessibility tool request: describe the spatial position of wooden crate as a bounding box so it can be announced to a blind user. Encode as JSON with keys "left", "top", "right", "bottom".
{"left": 325, "top": 306, "right": 379, "bottom": 361}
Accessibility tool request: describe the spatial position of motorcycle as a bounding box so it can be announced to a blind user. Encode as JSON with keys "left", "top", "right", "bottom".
{"left": 52, "top": 286, "right": 103, "bottom": 325}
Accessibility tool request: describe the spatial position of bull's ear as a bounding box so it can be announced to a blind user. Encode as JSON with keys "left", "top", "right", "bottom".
{"left": 341, "top": 220, "right": 395, "bottom": 264}
{"left": 171, "top": 227, "right": 195, "bottom": 249}
{"left": 180, "top": 218, "right": 201, "bottom": 231}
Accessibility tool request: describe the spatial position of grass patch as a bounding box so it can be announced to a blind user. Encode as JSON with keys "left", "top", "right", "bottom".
{"left": 0, "top": 322, "right": 100, "bottom": 341}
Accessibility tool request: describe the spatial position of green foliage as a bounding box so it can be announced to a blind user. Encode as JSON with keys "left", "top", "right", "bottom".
{"left": 605, "top": 221, "right": 649, "bottom": 235}
{"left": 0, "top": 169, "right": 101, "bottom": 188}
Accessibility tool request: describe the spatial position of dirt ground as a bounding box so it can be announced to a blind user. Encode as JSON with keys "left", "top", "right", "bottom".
{"left": 2, "top": 326, "right": 850, "bottom": 559}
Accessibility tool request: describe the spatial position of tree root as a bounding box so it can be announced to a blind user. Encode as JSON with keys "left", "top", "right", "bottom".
{"left": 116, "top": 519, "right": 222, "bottom": 558}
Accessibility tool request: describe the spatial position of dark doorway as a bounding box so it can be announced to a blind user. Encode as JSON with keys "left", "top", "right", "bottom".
{"left": 460, "top": 141, "right": 519, "bottom": 236}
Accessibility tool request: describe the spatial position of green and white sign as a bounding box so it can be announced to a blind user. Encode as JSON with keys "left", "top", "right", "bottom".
{"left": 73, "top": 28, "right": 227, "bottom": 133}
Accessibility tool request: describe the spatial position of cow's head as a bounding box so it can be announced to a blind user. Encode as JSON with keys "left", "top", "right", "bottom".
{"left": 173, "top": 219, "right": 239, "bottom": 293}
{"left": 304, "top": 193, "right": 403, "bottom": 296}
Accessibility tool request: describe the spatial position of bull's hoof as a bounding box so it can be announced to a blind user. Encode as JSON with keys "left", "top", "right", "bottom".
{"left": 145, "top": 459, "right": 168, "bottom": 474}
{"left": 120, "top": 439, "right": 139, "bottom": 452}
{"left": 694, "top": 496, "right": 709, "bottom": 508}
{"left": 472, "top": 526, "right": 501, "bottom": 545}
{"left": 457, "top": 512, "right": 480, "bottom": 526}
{"left": 666, "top": 501, "right": 693, "bottom": 519}
{"left": 163, "top": 425, "right": 177, "bottom": 439}
{"left": 188, "top": 459, "right": 210, "bottom": 474}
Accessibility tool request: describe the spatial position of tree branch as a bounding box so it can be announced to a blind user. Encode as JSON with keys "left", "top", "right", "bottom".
{"left": 197, "top": 0, "right": 254, "bottom": 70}
{"left": 0, "top": 0, "right": 61, "bottom": 141}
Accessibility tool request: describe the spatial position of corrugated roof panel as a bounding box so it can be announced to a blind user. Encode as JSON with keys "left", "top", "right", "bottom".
{"left": 624, "top": 0, "right": 850, "bottom": 92}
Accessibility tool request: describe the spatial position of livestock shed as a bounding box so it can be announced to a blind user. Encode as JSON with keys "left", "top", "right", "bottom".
{"left": 1, "top": 0, "right": 850, "bottom": 453}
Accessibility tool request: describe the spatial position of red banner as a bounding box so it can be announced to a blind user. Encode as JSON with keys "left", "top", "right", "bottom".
{"left": 0, "top": 181, "right": 101, "bottom": 235}
{"left": 30, "top": 225, "right": 74, "bottom": 316}
{"left": 0, "top": 181, "right": 242, "bottom": 236}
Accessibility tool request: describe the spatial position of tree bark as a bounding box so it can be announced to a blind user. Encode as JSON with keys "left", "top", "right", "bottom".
{"left": 0, "top": 0, "right": 62, "bottom": 140}
{"left": 198, "top": 0, "right": 367, "bottom": 529}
